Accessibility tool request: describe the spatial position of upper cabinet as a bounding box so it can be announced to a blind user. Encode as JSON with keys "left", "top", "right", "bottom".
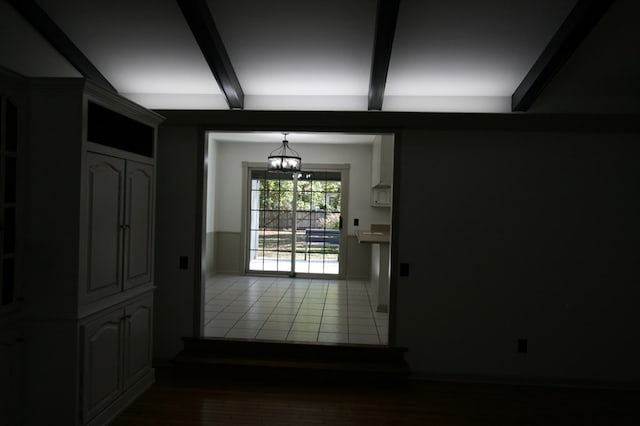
{"left": 25, "top": 79, "right": 163, "bottom": 314}
{"left": 123, "top": 161, "right": 154, "bottom": 290}
{"left": 371, "top": 135, "right": 393, "bottom": 188}
{"left": 82, "top": 154, "right": 154, "bottom": 303}
{"left": 371, "top": 135, "right": 393, "bottom": 207}
{"left": 84, "top": 153, "right": 125, "bottom": 301}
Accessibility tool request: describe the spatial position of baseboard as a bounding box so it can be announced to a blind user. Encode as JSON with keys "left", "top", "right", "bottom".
{"left": 408, "top": 371, "right": 640, "bottom": 391}
{"left": 345, "top": 274, "right": 369, "bottom": 281}
{"left": 215, "top": 268, "right": 243, "bottom": 275}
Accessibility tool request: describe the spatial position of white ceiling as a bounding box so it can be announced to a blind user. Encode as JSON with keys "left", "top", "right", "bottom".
{"left": 1, "top": 0, "right": 638, "bottom": 113}
{"left": 386, "top": 0, "right": 575, "bottom": 97}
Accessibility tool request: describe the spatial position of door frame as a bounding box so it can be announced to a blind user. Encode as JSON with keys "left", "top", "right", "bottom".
{"left": 193, "top": 125, "right": 398, "bottom": 347}
{"left": 240, "top": 161, "right": 350, "bottom": 279}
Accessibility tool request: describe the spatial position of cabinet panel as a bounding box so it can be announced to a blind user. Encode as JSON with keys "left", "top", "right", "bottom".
{"left": 371, "top": 187, "right": 391, "bottom": 207}
{"left": 371, "top": 136, "right": 393, "bottom": 188}
{"left": 124, "top": 297, "right": 153, "bottom": 388}
{"left": 123, "top": 162, "right": 153, "bottom": 289}
{"left": 83, "top": 309, "right": 124, "bottom": 422}
{"left": 86, "top": 153, "right": 125, "bottom": 299}
{"left": 0, "top": 331, "right": 20, "bottom": 425}
{"left": 1, "top": 96, "right": 18, "bottom": 307}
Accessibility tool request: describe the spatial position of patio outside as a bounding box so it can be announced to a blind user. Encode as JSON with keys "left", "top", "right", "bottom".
{"left": 248, "top": 229, "right": 339, "bottom": 275}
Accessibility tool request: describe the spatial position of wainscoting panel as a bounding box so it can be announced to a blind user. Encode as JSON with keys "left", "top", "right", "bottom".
{"left": 214, "top": 232, "right": 242, "bottom": 274}
{"left": 212, "top": 232, "right": 370, "bottom": 279}
{"left": 205, "top": 232, "right": 215, "bottom": 277}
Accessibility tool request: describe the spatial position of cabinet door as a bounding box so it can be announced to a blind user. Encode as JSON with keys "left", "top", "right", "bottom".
{"left": 123, "top": 161, "right": 153, "bottom": 290}
{"left": 82, "top": 309, "right": 124, "bottom": 422}
{"left": 85, "top": 153, "right": 125, "bottom": 300}
{"left": 123, "top": 296, "right": 153, "bottom": 388}
{"left": 371, "top": 187, "right": 391, "bottom": 207}
{"left": 0, "top": 330, "right": 21, "bottom": 425}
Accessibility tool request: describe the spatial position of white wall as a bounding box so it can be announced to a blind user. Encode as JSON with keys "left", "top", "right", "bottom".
{"left": 205, "top": 138, "right": 217, "bottom": 233}
{"left": 154, "top": 125, "right": 202, "bottom": 359}
{"left": 394, "top": 129, "right": 640, "bottom": 385}
{"left": 212, "top": 138, "right": 391, "bottom": 234}
{"left": 154, "top": 119, "right": 640, "bottom": 386}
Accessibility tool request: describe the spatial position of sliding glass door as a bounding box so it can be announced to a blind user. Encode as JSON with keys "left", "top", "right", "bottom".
{"left": 247, "top": 169, "right": 343, "bottom": 276}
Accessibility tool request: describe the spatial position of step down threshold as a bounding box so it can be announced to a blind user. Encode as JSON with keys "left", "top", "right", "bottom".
{"left": 175, "top": 337, "right": 410, "bottom": 383}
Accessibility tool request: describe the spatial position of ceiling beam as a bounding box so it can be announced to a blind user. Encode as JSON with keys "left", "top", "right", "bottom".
{"left": 8, "top": 0, "right": 117, "bottom": 93}
{"left": 177, "top": 0, "right": 244, "bottom": 109}
{"left": 512, "top": 0, "right": 614, "bottom": 111}
{"left": 368, "top": 0, "right": 401, "bottom": 111}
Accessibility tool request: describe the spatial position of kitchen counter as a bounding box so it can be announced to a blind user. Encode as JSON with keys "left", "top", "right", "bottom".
{"left": 356, "top": 230, "right": 390, "bottom": 244}
{"left": 357, "top": 225, "right": 390, "bottom": 312}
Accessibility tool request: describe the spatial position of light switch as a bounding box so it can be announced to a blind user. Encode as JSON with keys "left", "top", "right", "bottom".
{"left": 179, "top": 256, "right": 188, "bottom": 270}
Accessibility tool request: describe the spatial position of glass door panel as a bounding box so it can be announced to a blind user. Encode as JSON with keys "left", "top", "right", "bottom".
{"left": 248, "top": 170, "right": 342, "bottom": 276}
{"left": 294, "top": 172, "right": 341, "bottom": 275}
{"left": 249, "top": 172, "right": 293, "bottom": 273}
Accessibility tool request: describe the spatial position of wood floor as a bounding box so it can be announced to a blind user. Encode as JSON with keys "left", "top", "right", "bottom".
{"left": 112, "top": 367, "right": 640, "bottom": 426}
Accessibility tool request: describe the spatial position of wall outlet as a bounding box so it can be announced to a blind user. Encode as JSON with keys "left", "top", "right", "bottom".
{"left": 400, "top": 263, "right": 410, "bottom": 277}
{"left": 518, "top": 338, "right": 528, "bottom": 354}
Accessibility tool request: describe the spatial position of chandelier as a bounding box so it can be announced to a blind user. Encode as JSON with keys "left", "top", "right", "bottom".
{"left": 267, "top": 133, "right": 301, "bottom": 172}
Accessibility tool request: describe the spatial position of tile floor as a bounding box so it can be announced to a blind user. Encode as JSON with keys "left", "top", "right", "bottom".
{"left": 204, "top": 275, "right": 388, "bottom": 345}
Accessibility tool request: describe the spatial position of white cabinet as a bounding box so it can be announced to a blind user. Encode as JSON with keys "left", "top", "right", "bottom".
{"left": 84, "top": 153, "right": 154, "bottom": 302}
{"left": 85, "top": 154, "right": 125, "bottom": 300}
{"left": 123, "top": 161, "right": 154, "bottom": 290}
{"left": 371, "top": 135, "right": 393, "bottom": 207}
{"left": 123, "top": 298, "right": 153, "bottom": 388}
{"left": 83, "top": 308, "right": 123, "bottom": 421}
{"left": 371, "top": 187, "right": 392, "bottom": 207}
{"left": 21, "top": 78, "right": 162, "bottom": 425}
{"left": 82, "top": 294, "right": 153, "bottom": 424}
{"left": 371, "top": 135, "right": 393, "bottom": 187}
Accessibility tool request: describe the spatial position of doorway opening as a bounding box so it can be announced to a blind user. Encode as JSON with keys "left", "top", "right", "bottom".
{"left": 201, "top": 131, "right": 394, "bottom": 346}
